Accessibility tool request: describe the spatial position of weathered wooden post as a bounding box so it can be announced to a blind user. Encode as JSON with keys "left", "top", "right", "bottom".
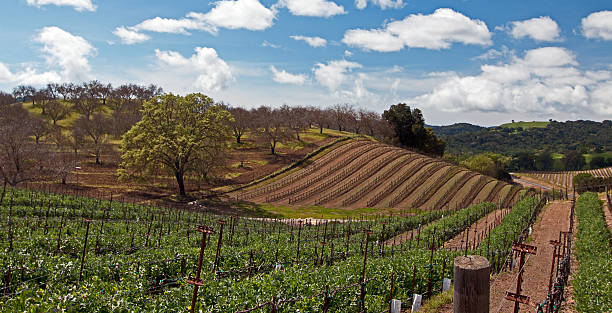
{"left": 188, "top": 225, "right": 213, "bottom": 313}
{"left": 453, "top": 255, "right": 489, "bottom": 313}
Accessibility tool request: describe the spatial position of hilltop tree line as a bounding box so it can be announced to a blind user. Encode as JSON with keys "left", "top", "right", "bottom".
{"left": 438, "top": 121, "right": 611, "bottom": 156}
{"left": 448, "top": 149, "right": 606, "bottom": 181}
{"left": 0, "top": 82, "right": 444, "bottom": 194}
{"left": 0, "top": 82, "right": 163, "bottom": 186}
{"left": 435, "top": 121, "right": 612, "bottom": 172}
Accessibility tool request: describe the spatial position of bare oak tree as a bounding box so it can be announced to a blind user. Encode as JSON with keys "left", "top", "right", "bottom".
{"left": 252, "top": 106, "right": 292, "bottom": 155}
{"left": 227, "top": 106, "right": 251, "bottom": 144}
{"left": 74, "top": 113, "right": 110, "bottom": 164}
{"left": 0, "top": 104, "right": 45, "bottom": 185}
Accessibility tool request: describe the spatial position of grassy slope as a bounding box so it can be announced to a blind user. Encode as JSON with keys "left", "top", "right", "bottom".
{"left": 499, "top": 121, "right": 550, "bottom": 129}
{"left": 583, "top": 151, "right": 612, "bottom": 164}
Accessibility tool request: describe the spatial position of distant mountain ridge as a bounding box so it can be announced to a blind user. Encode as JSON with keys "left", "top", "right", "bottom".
{"left": 432, "top": 120, "right": 612, "bottom": 155}
{"left": 428, "top": 123, "right": 487, "bottom": 136}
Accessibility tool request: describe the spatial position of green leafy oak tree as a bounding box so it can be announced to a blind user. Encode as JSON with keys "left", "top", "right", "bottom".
{"left": 119, "top": 93, "right": 233, "bottom": 196}
{"left": 382, "top": 103, "right": 445, "bottom": 157}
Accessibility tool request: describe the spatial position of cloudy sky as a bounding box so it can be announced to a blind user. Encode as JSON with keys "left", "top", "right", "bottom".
{"left": 0, "top": 0, "right": 611, "bottom": 125}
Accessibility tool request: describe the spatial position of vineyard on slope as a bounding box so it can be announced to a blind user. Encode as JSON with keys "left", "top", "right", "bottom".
{"left": 235, "top": 139, "right": 520, "bottom": 210}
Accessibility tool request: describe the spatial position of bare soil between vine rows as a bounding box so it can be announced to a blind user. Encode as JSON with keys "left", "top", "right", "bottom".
{"left": 438, "top": 201, "right": 573, "bottom": 313}
{"left": 488, "top": 201, "right": 572, "bottom": 313}
{"left": 442, "top": 209, "right": 506, "bottom": 250}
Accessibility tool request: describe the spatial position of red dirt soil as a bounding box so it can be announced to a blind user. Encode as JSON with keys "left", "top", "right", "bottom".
{"left": 442, "top": 209, "right": 508, "bottom": 250}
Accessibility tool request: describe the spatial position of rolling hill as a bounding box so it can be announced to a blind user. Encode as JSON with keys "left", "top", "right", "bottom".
{"left": 232, "top": 138, "right": 535, "bottom": 210}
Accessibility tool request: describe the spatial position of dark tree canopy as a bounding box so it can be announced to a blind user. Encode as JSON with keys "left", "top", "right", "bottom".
{"left": 382, "top": 103, "right": 445, "bottom": 156}
{"left": 589, "top": 156, "right": 607, "bottom": 169}
{"left": 438, "top": 120, "right": 612, "bottom": 157}
{"left": 563, "top": 150, "right": 586, "bottom": 170}
{"left": 535, "top": 150, "right": 554, "bottom": 171}
{"left": 512, "top": 152, "right": 535, "bottom": 171}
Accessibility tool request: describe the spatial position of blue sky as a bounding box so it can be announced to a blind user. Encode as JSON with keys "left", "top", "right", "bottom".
{"left": 1, "top": 0, "right": 611, "bottom": 125}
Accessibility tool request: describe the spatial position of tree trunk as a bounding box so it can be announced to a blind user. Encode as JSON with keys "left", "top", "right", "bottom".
{"left": 0, "top": 181, "right": 6, "bottom": 205}
{"left": 236, "top": 135, "right": 241, "bottom": 144}
{"left": 175, "top": 172, "right": 186, "bottom": 196}
{"left": 270, "top": 141, "right": 276, "bottom": 155}
{"left": 320, "top": 125, "right": 323, "bottom": 134}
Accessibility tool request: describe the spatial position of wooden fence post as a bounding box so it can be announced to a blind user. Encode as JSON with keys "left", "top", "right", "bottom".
{"left": 453, "top": 255, "right": 489, "bottom": 313}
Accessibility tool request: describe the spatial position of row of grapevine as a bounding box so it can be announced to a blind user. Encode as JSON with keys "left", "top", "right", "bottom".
{"left": 573, "top": 192, "right": 612, "bottom": 312}
{"left": 340, "top": 154, "right": 421, "bottom": 207}
{"left": 431, "top": 171, "right": 476, "bottom": 210}
{"left": 458, "top": 176, "right": 492, "bottom": 208}
{"left": 239, "top": 139, "right": 369, "bottom": 200}
{"left": 237, "top": 139, "right": 520, "bottom": 210}
{"left": 267, "top": 143, "right": 386, "bottom": 203}
{"left": 411, "top": 167, "right": 464, "bottom": 209}
{"left": 0, "top": 186, "right": 534, "bottom": 312}
{"left": 386, "top": 163, "right": 448, "bottom": 207}
{"left": 483, "top": 181, "right": 506, "bottom": 203}
{"left": 364, "top": 158, "right": 435, "bottom": 207}
{"left": 285, "top": 146, "right": 395, "bottom": 204}
{"left": 521, "top": 166, "right": 612, "bottom": 191}
{"left": 313, "top": 149, "right": 405, "bottom": 205}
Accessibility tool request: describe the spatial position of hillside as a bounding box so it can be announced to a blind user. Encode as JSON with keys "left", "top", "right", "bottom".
{"left": 233, "top": 138, "right": 533, "bottom": 210}
{"left": 499, "top": 121, "right": 550, "bottom": 129}
{"left": 440, "top": 120, "right": 612, "bottom": 155}
{"left": 514, "top": 166, "right": 612, "bottom": 192}
{"left": 429, "top": 122, "right": 486, "bottom": 136}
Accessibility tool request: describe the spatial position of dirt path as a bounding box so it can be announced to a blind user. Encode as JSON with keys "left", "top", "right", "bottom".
{"left": 442, "top": 209, "right": 507, "bottom": 250}
{"left": 489, "top": 201, "right": 572, "bottom": 313}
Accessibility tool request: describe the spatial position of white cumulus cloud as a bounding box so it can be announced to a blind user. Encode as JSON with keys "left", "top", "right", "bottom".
{"left": 132, "top": 14, "right": 211, "bottom": 35}
{"left": 410, "top": 47, "right": 612, "bottom": 115}
{"left": 505, "top": 16, "right": 561, "bottom": 42}
{"left": 313, "top": 59, "right": 362, "bottom": 91}
{"left": 355, "top": 0, "right": 404, "bottom": 10}
{"left": 0, "top": 62, "right": 61, "bottom": 86}
{"left": 113, "top": 26, "right": 151, "bottom": 45}
{"left": 270, "top": 66, "right": 308, "bottom": 85}
{"left": 155, "top": 47, "right": 234, "bottom": 92}
{"left": 115, "top": 0, "right": 275, "bottom": 44}
{"left": 581, "top": 11, "right": 612, "bottom": 40}
{"left": 278, "top": 0, "right": 345, "bottom": 18}
{"left": 199, "top": 0, "right": 275, "bottom": 31}
{"left": 26, "top": 0, "right": 96, "bottom": 12}
{"left": 342, "top": 8, "right": 492, "bottom": 52}
{"left": 290, "top": 35, "right": 327, "bottom": 47}
{"left": 35, "top": 26, "right": 95, "bottom": 82}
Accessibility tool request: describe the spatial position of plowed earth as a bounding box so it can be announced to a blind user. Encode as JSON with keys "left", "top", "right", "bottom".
{"left": 236, "top": 140, "right": 521, "bottom": 210}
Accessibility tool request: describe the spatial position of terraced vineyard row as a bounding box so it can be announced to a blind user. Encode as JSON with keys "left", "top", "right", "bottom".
{"left": 237, "top": 139, "right": 524, "bottom": 210}
{"left": 518, "top": 166, "right": 612, "bottom": 190}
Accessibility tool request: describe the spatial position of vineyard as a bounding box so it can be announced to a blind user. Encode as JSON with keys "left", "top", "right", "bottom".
{"left": 573, "top": 192, "right": 612, "bottom": 312}
{"left": 234, "top": 139, "right": 530, "bottom": 210}
{"left": 515, "top": 167, "right": 612, "bottom": 191}
{"left": 0, "top": 186, "right": 544, "bottom": 312}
